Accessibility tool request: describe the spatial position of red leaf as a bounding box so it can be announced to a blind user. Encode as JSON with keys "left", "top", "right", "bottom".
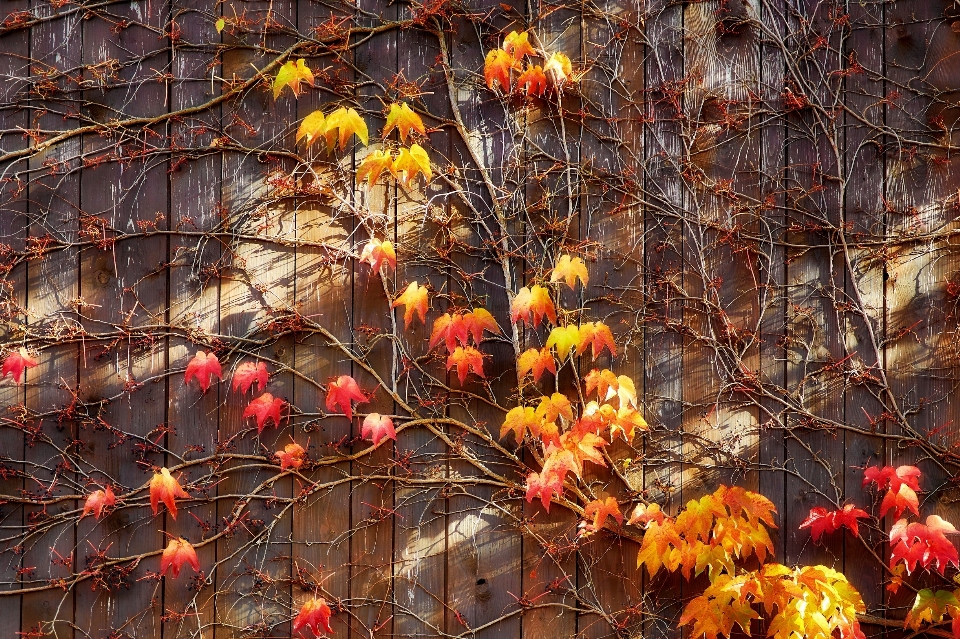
{"left": 880, "top": 483, "right": 920, "bottom": 519}
{"left": 160, "top": 537, "right": 200, "bottom": 578}
{"left": 446, "top": 346, "right": 485, "bottom": 385}
{"left": 428, "top": 312, "right": 469, "bottom": 352}
{"left": 243, "top": 393, "right": 287, "bottom": 433}
{"left": 150, "top": 467, "right": 190, "bottom": 519}
{"left": 525, "top": 469, "right": 564, "bottom": 512}
{"left": 292, "top": 597, "right": 333, "bottom": 637}
{"left": 275, "top": 442, "right": 306, "bottom": 470}
{"left": 325, "top": 375, "right": 367, "bottom": 421}
{"left": 184, "top": 350, "right": 222, "bottom": 392}
{"left": 361, "top": 413, "right": 396, "bottom": 446}
{"left": 81, "top": 486, "right": 116, "bottom": 520}
{"left": 232, "top": 361, "right": 269, "bottom": 395}
{"left": 890, "top": 515, "right": 960, "bottom": 574}
{"left": 800, "top": 504, "right": 869, "bottom": 542}
{"left": 1, "top": 348, "right": 37, "bottom": 385}
{"left": 462, "top": 308, "right": 500, "bottom": 344}
{"left": 863, "top": 464, "right": 921, "bottom": 492}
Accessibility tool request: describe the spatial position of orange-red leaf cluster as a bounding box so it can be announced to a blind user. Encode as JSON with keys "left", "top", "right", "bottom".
{"left": 325, "top": 375, "right": 367, "bottom": 421}
{"left": 799, "top": 504, "right": 869, "bottom": 542}
{"left": 160, "top": 537, "right": 200, "bottom": 578}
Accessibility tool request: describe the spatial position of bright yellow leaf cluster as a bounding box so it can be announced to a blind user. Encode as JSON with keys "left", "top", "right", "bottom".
{"left": 357, "top": 144, "right": 432, "bottom": 186}
{"left": 296, "top": 107, "right": 369, "bottom": 152}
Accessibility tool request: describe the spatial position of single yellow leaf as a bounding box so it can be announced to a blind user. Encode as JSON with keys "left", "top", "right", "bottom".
{"left": 383, "top": 102, "right": 426, "bottom": 143}
{"left": 273, "top": 58, "right": 314, "bottom": 99}
{"left": 215, "top": 18, "right": 226, "bottom": 33}
{"left": 392, "top": 143, "right": 432, "bottom": 185}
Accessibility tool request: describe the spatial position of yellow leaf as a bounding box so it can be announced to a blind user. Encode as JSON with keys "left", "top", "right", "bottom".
{"left": 323, "top": 107, "right": 368, "bottom": 151}
{"left": 215, "top": 18, "right": 226, "bottom": 33}
{"left": 393, "top": 143, "right": 432, "bottom": 185}
{"left": 383, "top": 102, "right": 426, "bottom": 143}
{"left": 550, "top": 254, "right": 589, "bottom": 289}
{"left": 357, "top": 149, "right": 394, "bottom": 185}
{"left": 273, "top": 58, "right": 314, "bottom": 99}
{"left": 296, "top": 110, "right": 326, "bottom": 146}
{"left": 546, "top": 325, "right": 580, "bottom": 361}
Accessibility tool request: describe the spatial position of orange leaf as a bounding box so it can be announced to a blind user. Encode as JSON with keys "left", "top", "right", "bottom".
{"left": 463, "top": 308, "right": 500, "bottom": 343}
{"left": 503, "top": 30, "right": 536, "bottom": 61}
{"left": 81, "top": 486, "right": 116, "bottom": 520}
{"left": 361, "top": 413, "right": 396, "bottom": 446}
{"left": 293, "top": 597, "right": 333, "bottom": 637}
{"left": 535, "top": 393, "right": 573, "bottom": 423}
{"left": 323, "top": 106, "right": 368, "bottom": 152}
{"left": 446, "top": 345, "right": 484, "bottom": 385}
{"left": 560, "top": 429, "right": 607, "bottom": 476}
{"left": 637, "top": 518, "right": 682, "bottom": 576}
{"left": 880, "top": 483, "right": 920, "bottom": 519}
{"left": 359, "top": 238, "right": 397, "bottom": 273}
{"left": 273, "top": 58, "right": 314, "bottom": 99}
{"left": 243, "top": 392, "right": 287, "bottom": 433}
{"left": 544, "top": 52, "right": 573, "bottom": 88}
{"left": 392, "top": 281, "right": 429, "bottom": 329}
{"left": 357, "top": 149, "right": 394, "bottom": 185}
{"left": 232, "top": 361, "right": 269, "bottom": 395}
{"left": 429, "top": 312, "right": 468, "bottom": 352}
{"left": 550, "top": 254, "right": 589, "bottom": 289}
{"left": 500, "top": 405, "right": 539, "bottom": 442}
{"left": 628, "top": 502, "right": 665, "bottom": 527}
{"left": 383, "top": 102, "right": 426, "bottom": 142}
{"left": 325, "top": 375, "right": 367, "bottom": 421}
{"left": 150, "top": 467, "right": 190, "bottom": 519}
{"left": 517, "top": 347, "right": 556, "bottom": 382}
{"left": 392, "top": 143, "right": 432, "bottom": 185}
{"left": 160, "top": 537, "right": 200, "bottom": 578}
{"left": 515, "top": 64, "right": 546, "bottom": 96}
{"left": 184, "top": 350, "right": 222, "bottom": 392}
{"left": 1, "top": 348, "right": 37, "bottom": 385}
{"left": 511, "top": 285, "right": 556, "bottom": 327}
{"left": 484, "top": 48, "right": 513, "bottom": 91}
{"left": 525, "top": 468, "right": 565, "bottom": 512}
{"left": 577, "top": 321, "right": 616, "bottom": 359}
{"left": 583, "top": 495, "right": 624, "bottom": 532}
{"left": 275, "top": 442, "right": 307, "bottom": 470}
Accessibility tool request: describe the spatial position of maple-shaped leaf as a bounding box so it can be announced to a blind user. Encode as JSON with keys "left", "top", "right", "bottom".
{"left": 560, "top": 430, "right": 607, "bottom": 476}
{"left": 1, "top": 348, "right": 38, "bottom": 384}
{"left": 447, "top": 345, "right": 484, "bottom": 385}
{"left": 357, "top": 149, "right": 394, "bottom": 185}
{"left": 296, "top": 110, "right": 326, "bottom": 146}
{"left": 544, "top": 52, "right": 573, "bottom": 88}
{"left": 150, "top": 467, "right": 190, "bottom": 519}
{"left": 293, "top": 597, "right": 333, "bottom": 637}
{"left": 184, "top": 350, "right": 222, "bottom": 392}
{"left": 243, "top": 392, "right": 287, "bottom": 433}
{"left": 546, "top": 325, "right": 580, "bottom": 360}
{"left": 429, "top": 312, "right": 469, "bottom": 352}
{"left": 679, "top": 573, "right": 759, "bottom": 639}
{"left": 525, "top": 468, "right": 565, "bottom": 512}
{"left": 503, "top": 30, "right": 536, "bottom": 61}
{"left": 511, "top": 285, "right": 556, "bottom": 327}
{"left": 325, "top": 375, "right": 367, "bottom": 421}
{"left": 273, "top": 58, "right": 314, "bottom": 99}
{"left": 81, "top": 486, "right": 116, "bottom": 520}
{"left": 550, "top": 254, "right": 589, "bottom": 289}
{"left": 583, "top": 369, "right": 637, "bottom": 408}
{"left": 361, "top": 413, "right": 396, "bottom": 446}
{"left": 232, "top": 361, "right": 269, "bottom": 395}
{"left": 516, "top": 64, "right": 547, "bottom": 97}
{"left": 276, "top": 442, "right": 307, "bottom": 470}
{"left": 160, "top": 537, "right": 200, "bottom": 578}
{"left": 535, "top": 393, "right": 573, "bottom": 423}
{"left": 583, "top": 496, "right": 623, "bottom": 531}
{"left": 577, "top": 322, "right": 616, "bottom": 360}
{"left": 383, "top": 102, "right": 426, "bottom": 142}
{"left": 628, "top": 502, "right": 665, "bottom": 527}
{"left": 800, "top": 504, "right": 870, "bottom": 542}
{"left": 675, "top": 493, "right": 727, "bottom": 542}
{"left": 484, "top": 48, "right": 513, "bottom": 91}
{"left": 323, "top": 106, "right": 368, "bottom": 152}
{"left": 517, "top": 347, "right": 556, "bottom": 382}
{"left": 637, "top": 518, "right": 682, "bottom": 576}
{"left": 359, "top": 238, "right": 397, "bottom": 273}
{"left": 905, "top": 589, "right": 960, "bottom": 630}
{"left": 463, "top": 308, "right": 500, "bottom": 344}
{"left": 500, "top": 406, "right": 539, "bottom": 442}
{"left": 392, "top": 143, "right": 432, "bottom": 185}
{"left": 880, "top": 482, "right": 920, "bottom": 519}
{"left": 890, "top": 515, "right": 960, "bottom": 574}
{"left": 392, "top": 281, "right": 429, "bottom": 329}
{"left": 719, "top": 485, "right": 777, "bottom": 528}
{"left": 863, "top": 464, "right": 922, "bottom": 492}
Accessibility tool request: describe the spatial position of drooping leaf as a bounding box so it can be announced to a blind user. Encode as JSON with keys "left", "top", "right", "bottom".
{"left": 503, "top": 30, "right": 536, "bottom": 61}
{"left": 323, "top": 106, "right": 368, "bottom": 151}
{"left": 184, "top": 350, "right": 222, "bottom": 392}
{"left": 296, "top": 110, "right": 326, "bottom": 146}
{"left": 582, "top": 495, "right": 623, "bottom": 533}
{"left": 429, "top": 312, "right": 468, "bottom": 352}
{"left": 150, "top": 467, "right": 190, "bottom": 519}
{"left": 273, "top": 58, "right": 314, "bottom": 99}
{"left": 357, "top": 149, "right": 394, "bottom": 185}
{"left": 293, "top": 597, "right": 333, "bottom": 637}
{"left": 1, "top": 348, "right": 37, "bottom": 385}
{"left": 392, "top": 143, "right": 432, "bottom": 185}
{"left": 160, "top": 537, "right": 200, "bottom": 578}
{"left": 361, "top": 413, "right": 396, "bottom": 446}
{"left": 325, "top": 375, "right": 367, "bottom": 421}
{"left": 446, "top": 345, "right": 485, "bottom": 385}
{"left": 880, "top": 482, "right": 920, "bottom": 519}
{"left": 81, "top": 486, "right": 116, "bottom": 520}
{"left": 383, "top": 102, "right": 426, "bottom": 142}
{"left": 546, "top": 325, "right": 580, "bottom": 360}
{"left": 484, "top": 48, "right": 513, "bottom": 92}
{"left": 550, "top": 254, "right": 589, "bottom": 289}
{"left": 359, "top": 238, "right": 397, "bottom": 273}
{"left": 511, "top": 285, "right": 556, "bottom": 327}
{"left": 799, "top": 504, "right": 870, "bottom": 542}
{"left": 392, "top": 281, "right": 429, "bottom": 329}
{"left": 215, "top": 17, "right": 226, "bottom": 32}
{"left": 517, "top": 347, "right": 556, "bottom": 382}
{"left": 905, "top": 589, "right": 960, "bottom": 631}
{"left": 463, "top": 308, "right": 500, "bottom": 344}
{"left": 515, "top": 64, "right": 547, "bottom": 97}
{"left": 637, "top": 518, "right": 683, "bottom": 576}
{"left": 275, "top": 442, "right": 307, "bottom": 471}
{"left": 544, "top": 52, "right": 573, "bottom": 88}
{"left": 243, "top": 392, "right": 287, "bottom": 433}
{"left": 500, "top": 406, "right": 539, "bottom": 442}
{"left": 232, "top": 361, "right": 269, "bottom": 395}
{"left": 577, "top": 321, "right": 616, "bottom": 360}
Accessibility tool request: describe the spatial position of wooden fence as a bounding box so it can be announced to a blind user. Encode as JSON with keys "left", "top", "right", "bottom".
{"left": 1, "top": 0, "right": 959, "bottom": 637}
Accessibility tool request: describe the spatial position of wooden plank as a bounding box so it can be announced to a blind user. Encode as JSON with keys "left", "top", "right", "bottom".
{"left": 163, "top": 3, "right": 223, "bottom": 637}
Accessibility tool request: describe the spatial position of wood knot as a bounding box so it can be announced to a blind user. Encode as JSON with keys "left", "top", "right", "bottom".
{"left": 475, "top": 577, "right": 491, "bottom": 602}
